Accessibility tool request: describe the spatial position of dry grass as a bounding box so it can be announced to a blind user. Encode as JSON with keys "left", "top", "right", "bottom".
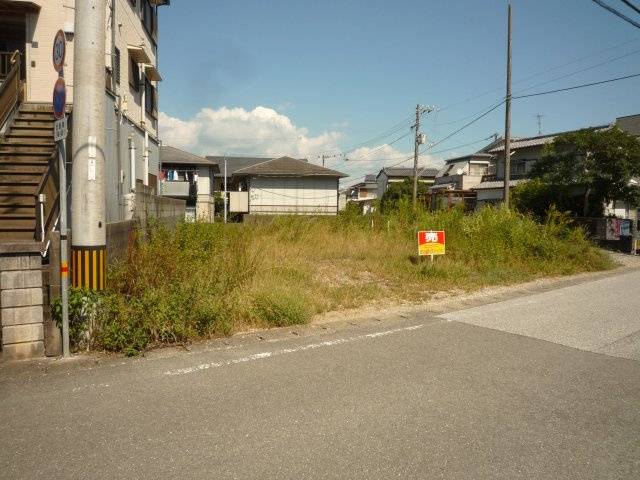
{"left": 59, "top": 204, "right": 613, "bottom": 355}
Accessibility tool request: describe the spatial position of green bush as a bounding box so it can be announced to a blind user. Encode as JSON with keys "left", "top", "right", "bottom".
{"left": 51, "top": 289, "right": 101, "bottom": 351}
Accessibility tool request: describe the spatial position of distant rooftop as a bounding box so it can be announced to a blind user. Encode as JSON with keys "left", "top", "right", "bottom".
{"left": 161, "top": 145, "right": 217, "bottom": 167}
{"left": 379, "top": 167, "right": 439, "bottom": 178}
{"left": 486, "top": 125, "right": 609, "bottom": 153}
{"left": 444, "top": 153, "right": 494, "bottom": 164}
{"left": 232, "top": 156, "right": 346, "bottom": 178}
{"left": 364, "top": 174, "right": 377, "bottom": 183}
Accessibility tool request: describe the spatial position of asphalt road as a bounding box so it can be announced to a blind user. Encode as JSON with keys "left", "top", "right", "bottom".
{"left": 1, "top": 269, "right": 639, "bottom": 479}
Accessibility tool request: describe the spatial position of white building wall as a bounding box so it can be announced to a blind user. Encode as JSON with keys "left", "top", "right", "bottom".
{"left": 249, "top": 177, "right": 339, "bottom": 215}
{"left": 22, "top": 0, "right": 159, "bottom": 138}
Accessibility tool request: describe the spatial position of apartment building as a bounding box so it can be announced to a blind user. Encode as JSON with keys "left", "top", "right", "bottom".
{"left": 0, "top": 0, "right": 168, "bottom": 223}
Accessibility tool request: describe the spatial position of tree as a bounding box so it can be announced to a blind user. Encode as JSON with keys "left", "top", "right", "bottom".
{"left": 530, "top": 127, "right": 640, "bottom": 217}
{"left": 380, "top": 179, "right": 429, "bottom": 212}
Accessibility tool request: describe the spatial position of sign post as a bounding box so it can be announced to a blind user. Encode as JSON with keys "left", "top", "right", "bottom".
{"left": 53, "top": 30, "right": 70, "bottom": 358}
{"left": 417, "top": 230, "right": 446, "bottom": 262}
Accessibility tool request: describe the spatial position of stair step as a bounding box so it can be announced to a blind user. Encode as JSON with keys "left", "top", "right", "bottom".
{"left": 0, "top": 147, "right": 53, "bottom": 155}
{"left": 0, "top": 212, "right": 36, "bottom": 219}
{"left": 0, "top": 230, "right": 36, "bottom": 241}
{"left": 12, "top": 120, "right": 54, "bottom": 128}
{"left": 2, "top": 138, "right": 55, "bottom": 146}
{"left": 20, "top": 103, "right": 54, "bottom": 112}
{"left": 0, "top": 218, "right": 37, "bottom": 229}
{"left": 0, "top": 175, "right": 42, "bottom": 186}
{"left": 0, "top": 205, "right": 35, "bottom": 215}
{"left": 0, "top": 185, "right": 37, "bottom": 194}
{"left": 0, "top": 164, "right": 48, "bottom": 172}
{"left": 0, "top": 173, "right": 40, "bottom": 184}
{"left": 15, "top": 113, "right": 55, "bottom": 121}
{"left": 8, "top": 129, "right": 54, "bottom": 137}
{"left": 0, "top": 196, "right": 36, "bottom": 206}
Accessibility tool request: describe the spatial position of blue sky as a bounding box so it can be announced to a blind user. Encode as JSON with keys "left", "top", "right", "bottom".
{"left": 157, "top": 0, "right": 640, "bottom": 183}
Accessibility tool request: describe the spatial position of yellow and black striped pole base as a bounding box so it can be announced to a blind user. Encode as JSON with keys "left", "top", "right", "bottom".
{"left": 71, "top": 246, "right": 107, "bottom": 290}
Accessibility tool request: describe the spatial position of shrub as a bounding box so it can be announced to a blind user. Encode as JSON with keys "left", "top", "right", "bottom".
{"left": 51, "top": 289, "right": 101, "bottom": 351}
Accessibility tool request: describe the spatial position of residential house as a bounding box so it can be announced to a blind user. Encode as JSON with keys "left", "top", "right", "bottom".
{"left": 431, "top": 153, "right": 493, "bottom": 191}
{"left": 206, "top": 155, "right": 282, "bottom": 193}
{"left": 472, "top": 115, "right": 640, "bottom": 208}
{"left": 346, "top": 174, "right": 378, "bottom": 213}
{"left": 0, "top": 0, "right": 170, "bottom": 239}
{"left": 226, "top": 156, "right": 346, "bottom": 216}
{"left": 160, "top": 146, "right": 220, "bottom": 221}
{"left": 376, "top": 167, "right": 439, "bottom": 198}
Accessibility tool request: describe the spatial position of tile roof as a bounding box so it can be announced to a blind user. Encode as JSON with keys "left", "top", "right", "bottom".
{"left": 232, "top": 156, "right": 347, "bottom": 178}
{"left": 472, "top": 179, "right": 525, "bottom": 190}
{"left": 161, "top": 145, "right": 217, "bottom": 167}
{"left": 206, "top": 155, "right": 276, "bottom": 177}
{"left": 364, "top": 174, "right": 377, "bottom": 183}
{"left": 444, "top": 153, "right": 494, "bottom": 164}
{"left": 487, "top": 125, "right": 609, "bottom": 153}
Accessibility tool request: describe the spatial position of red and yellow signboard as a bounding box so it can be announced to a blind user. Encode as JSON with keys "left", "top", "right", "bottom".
{"left": 418, "top": 230, "right": 446, "bottom": 256}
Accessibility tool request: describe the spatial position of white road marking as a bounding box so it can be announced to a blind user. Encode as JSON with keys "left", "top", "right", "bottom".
{"left": 164, "top": 324, "right": 425, "bottom": 376}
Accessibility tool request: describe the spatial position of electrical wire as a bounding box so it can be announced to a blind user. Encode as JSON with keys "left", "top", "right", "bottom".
{"left": 512, "top": 47, "right": 640, "bottom": 96}
{"left": 513, "top": 72, "right": 640, "bottom": 99}
{"left": 592, "top": 0, "right": 640, "bottom": 29}
{"left": 620, "top": 0, "right": 640, "bottom": 15}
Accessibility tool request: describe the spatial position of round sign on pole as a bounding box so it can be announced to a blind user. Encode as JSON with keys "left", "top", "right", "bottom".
{"left": 53, "top": 77, "right": 66, "bottom": 119}
{"left": 52, "top": 29, "right": 66, "bottom": 73}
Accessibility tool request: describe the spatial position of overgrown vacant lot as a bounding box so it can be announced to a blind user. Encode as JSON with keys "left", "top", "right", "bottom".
{"left": 61, "top": 206, "right": 613, "bottom": 355}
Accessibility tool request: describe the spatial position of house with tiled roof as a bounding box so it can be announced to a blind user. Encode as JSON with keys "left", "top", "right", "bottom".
{"left": 472, "top": 114, "right": 640, "bottom": 207}
{"left": 226, "top": 156, "right": 346, "bottom": 216}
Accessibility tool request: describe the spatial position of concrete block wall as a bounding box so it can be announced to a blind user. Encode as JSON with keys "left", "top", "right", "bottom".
{"left": 0, "top": 243, "right": 45, "bottom": 361}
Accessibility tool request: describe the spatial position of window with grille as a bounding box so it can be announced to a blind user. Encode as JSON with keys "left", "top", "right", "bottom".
{"left": 129, "top": 55, "right": 140, "bottom": 92}
{"left": 114, "top": 47, "right": 120, "bottom": 85}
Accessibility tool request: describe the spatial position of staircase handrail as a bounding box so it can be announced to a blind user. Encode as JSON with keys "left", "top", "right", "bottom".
{"left": 35, "top": 145, "right": 60, "bottom": 246}
{"left": 0, "top": 50, "right": 23, "bottom": 132}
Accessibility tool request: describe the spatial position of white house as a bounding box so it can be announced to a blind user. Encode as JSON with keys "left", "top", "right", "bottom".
{"left": 228, "top": 157, "right": 346, "bottom": 216}
{"left": 160, "top": 145, "right": 219, "bottom": 221}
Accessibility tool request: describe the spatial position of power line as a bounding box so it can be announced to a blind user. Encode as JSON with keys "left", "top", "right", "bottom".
{"left": 620, "top": 0, "right": 640, "bottom": 14}
{"left": 512, "top": 47, "right": 640, "bottom": 95}
{"left": 592, "top": 0, "right": 640, "bottom": 29}
{"left": 513, "top": 72, "right": 640, "bottom": 99}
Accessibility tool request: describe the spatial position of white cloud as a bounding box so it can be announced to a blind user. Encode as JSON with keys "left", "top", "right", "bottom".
{"left": 159, "top": 106, "right": 343, "bottom": 159}
{"left": 158, "top": 105, "right": 445, "bottom": 186}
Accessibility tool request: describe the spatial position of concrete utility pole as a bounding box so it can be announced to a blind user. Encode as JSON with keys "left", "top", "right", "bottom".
{"left": 412, "top": 104, "right": 422, "bottom": 210}
{"left": 412, "top": 105, "right": 434, "bottom": 210}
{"left": 536, "top": 113, "right": 544, "bottom": 136}
{"left": 223, "top": 157, "right": 228, "bottom": 223}
{"left": 503, "top": 3, "right": 513, "bottom": 208}
{"left": 71, "top": 0, "right": 107, "bottom": 290}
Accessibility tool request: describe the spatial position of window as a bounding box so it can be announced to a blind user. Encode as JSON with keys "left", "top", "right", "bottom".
{"left": 141, "top": 0, "right": 157, "bottom": 40}
{"left": 512, "top": 159, "right": 527, "bottom": 176}
{"left": 129, "top": 55, "right": 140, "bottom": 92}
{"left": 113, "top": 47, "right": 120, "bottom": 85}
{"left": 145, "top": 78, "right": 157, "bottom": 119}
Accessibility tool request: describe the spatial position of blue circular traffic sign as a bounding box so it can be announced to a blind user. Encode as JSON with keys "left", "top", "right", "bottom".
{"left": 53, "top": 77, "right": 66, "bottom": 119}
{"left": 52, "top": 30, "right": 66, "bottom": 72}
